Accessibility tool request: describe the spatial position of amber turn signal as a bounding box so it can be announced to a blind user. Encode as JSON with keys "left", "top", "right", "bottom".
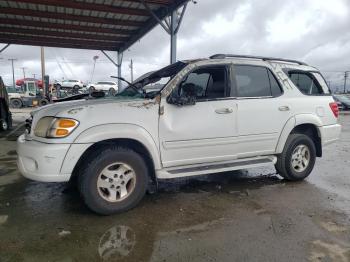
{"left": 58, "top": 119, "right": 77, "bottom": 128}
{"left": 55, "top": 129, "right": 69, "bottom": 136}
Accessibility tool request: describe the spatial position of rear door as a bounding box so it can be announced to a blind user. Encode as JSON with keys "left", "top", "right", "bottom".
{"left": 233, "top": 65, "right": 292, "bottom": 157}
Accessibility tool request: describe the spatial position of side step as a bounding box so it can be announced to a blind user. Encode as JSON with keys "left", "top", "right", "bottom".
{"left": 156, "top": 156, "right": 276, "bottom": 179}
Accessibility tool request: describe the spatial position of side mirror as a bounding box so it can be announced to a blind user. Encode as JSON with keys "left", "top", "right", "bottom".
{"left": 167, "top": 83, "right": 199, "bottom": 106}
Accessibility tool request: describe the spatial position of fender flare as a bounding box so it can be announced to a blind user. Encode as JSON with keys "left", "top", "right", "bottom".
{"left": 60, "top": 123, "right": 161, "bottom": 174}
{"left": 275, "top": 114, "right": 322, "bottom": 154}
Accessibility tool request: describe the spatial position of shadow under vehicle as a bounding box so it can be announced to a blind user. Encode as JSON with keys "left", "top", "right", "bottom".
{"left": 0, "top": 77, "right": 12, "bottom": 131}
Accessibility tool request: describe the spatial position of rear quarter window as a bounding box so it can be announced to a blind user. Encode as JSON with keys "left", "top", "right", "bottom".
{"left": 284, "top": 69, "right": 330, "bottom": 95}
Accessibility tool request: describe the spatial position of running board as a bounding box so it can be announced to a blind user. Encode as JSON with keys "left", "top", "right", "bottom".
{"left": 156, "top": 156, "right": 276, "bottom": 179}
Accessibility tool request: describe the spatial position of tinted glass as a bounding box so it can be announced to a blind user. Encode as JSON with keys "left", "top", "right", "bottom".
{"left": 235, "top": 66, "right": 271, "bottom": 97}
{"left": 180, "top": 67, "right": 227, "bottom": 99}
{"left": 312, "top": 72, "right": 330, "bottom": 94}
{"left": 289, "top": 73, "right": 323, "bottom": 95}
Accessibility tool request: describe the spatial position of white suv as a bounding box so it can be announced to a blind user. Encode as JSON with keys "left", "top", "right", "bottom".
{"left": 88, "top": 81, "right": 118, "bottom": 96}
{"left": 17, "top": 54, "right": 341, "bottom": 215}
{"left": 55, "top": 80, "right": 84, "bottom": 90}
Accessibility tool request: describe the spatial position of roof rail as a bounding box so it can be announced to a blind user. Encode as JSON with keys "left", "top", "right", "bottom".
{"left": 209, "top": 54, "right": 308, "bottom": 66}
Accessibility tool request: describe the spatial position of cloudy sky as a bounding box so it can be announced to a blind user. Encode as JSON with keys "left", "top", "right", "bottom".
{"left": 0, "top": 0, "right": 350, "bottom": 91}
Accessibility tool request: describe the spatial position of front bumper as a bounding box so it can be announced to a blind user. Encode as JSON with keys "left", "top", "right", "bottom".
{"left": 319, "top": 124, "right": 342, "bottom": 146}
{"left": 17, "top": 134, "right": 71, "bottom": 182}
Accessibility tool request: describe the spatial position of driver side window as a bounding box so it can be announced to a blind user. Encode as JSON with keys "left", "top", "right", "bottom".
{"left": 179, "top": 66, "right": 228, "bottom": 100}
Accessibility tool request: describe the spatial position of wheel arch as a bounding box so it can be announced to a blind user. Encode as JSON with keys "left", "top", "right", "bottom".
{"left": 276, "top": 114, "right": 322, "bottom": 157}
{"left": 70, "top": 138, "right": 158, "bottom": 188}
{"left": 62, "top": 123, "right": 161, "bottom": 187}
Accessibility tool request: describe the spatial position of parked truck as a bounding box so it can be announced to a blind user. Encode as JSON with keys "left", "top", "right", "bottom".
{"left": 9, "top": 80, "right": 49, "bottom": 108}
{"left": 0, "top": 77, "right": 12, "bottom": 131}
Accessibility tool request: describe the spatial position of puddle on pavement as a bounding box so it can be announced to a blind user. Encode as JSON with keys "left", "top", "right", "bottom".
{"left": 0, "top": 167, "right": 350, "bottom": 261}
{"left": 309, "top": 240, "right": 350, "bottom": 262}
{"left": 7, "top": 150, "right": 17, "bottom": 156}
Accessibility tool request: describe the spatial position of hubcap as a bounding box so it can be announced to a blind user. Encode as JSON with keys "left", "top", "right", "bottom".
{"left": 97, "top": 162, "right": 136, "bottom": 202}
{"left": 291, "top": 144, "right": 310, "bottom": 173}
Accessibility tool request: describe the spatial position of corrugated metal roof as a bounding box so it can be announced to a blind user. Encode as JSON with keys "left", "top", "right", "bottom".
{"left": 0, "top": 0, "right": 188, "bottom": 51}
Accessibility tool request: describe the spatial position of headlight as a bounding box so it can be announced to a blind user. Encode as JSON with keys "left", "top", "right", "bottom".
{"left": 34, "top": 117, "right": 79, "bottom": 138}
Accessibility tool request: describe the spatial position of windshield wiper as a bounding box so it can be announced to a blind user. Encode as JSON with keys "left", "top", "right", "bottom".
{"left": 110, "top": 76, "right": 140, "bottom": 93}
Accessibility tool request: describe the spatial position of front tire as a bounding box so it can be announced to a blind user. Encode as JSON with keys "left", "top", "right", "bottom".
{"left": 10, "top": 98, "right": 22, "bottom": 108}
{"left": 78, "top": 146, "right": 148, "bottom": 215}
{"left": 275, "top": 134, "right": 316, "bottom": 181}
{"left": 0, "top": 119, "right": 8, "bottom": 131}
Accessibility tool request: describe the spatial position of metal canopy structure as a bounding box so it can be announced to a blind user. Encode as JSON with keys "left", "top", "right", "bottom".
{"left": 0, "top": 0, "right": 188, "bottom": 52}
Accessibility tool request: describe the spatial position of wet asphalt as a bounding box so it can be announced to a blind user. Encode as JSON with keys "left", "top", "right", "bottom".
{"left": 0, "top": 110, "right": 349, "bottom": 262}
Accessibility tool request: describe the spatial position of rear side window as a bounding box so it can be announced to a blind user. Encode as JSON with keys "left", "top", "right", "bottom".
{"left": 286, "top": 71, "right": 329, "bottom": 95}
{"left": 234, "top": 65, "right": 282, "bottom": 97}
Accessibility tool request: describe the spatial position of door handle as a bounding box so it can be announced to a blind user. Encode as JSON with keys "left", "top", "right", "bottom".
{"left": 278, "top": 106, "right": 290, "bottom": 111}
{"left": 215, "top": 108, "right": 233, "bottom": 114}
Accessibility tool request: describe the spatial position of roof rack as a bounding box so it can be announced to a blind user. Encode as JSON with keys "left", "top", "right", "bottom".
{"left": 209, "top": 54, "right": 308, "bottom": 66}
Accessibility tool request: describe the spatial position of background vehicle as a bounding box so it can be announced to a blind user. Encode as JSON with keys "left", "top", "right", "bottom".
{"left": 17, "top": 55, "right": 341, "bottom": 215}
{"left": 333, "top": 94, "right": 350, "bottom": 110}
{"left": 16, "top": 78, "right": 43, "bottom": 88}
{"left": 55, "top": 80, "right": 84, "bottom": 91}
{"left": 8, "top": 81, "right": 49, "bottom": 108}
{"left": 0, "top": 77, "right": 12, "bottom": 131}
{"left": 88, "top": 81, "right": 118, "bottom": 96}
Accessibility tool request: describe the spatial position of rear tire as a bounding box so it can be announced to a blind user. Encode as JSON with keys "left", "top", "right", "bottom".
{"left": 78, "top": 146, "right": 148, "bottom": 215}
{"left": 275, "top": 134, "right": 316, "bottom": 181}
{"left": 10, "top": 98, "right": 22, "bottom": 108}
{"left": 108, "top": 88, "right": 116, "bottom": 96}
{"left": 39, "top": 98, "right": 49, "bottom": 107}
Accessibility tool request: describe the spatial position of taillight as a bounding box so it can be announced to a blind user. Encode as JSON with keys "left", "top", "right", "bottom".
{"left": 329, "top": 102, "right": 339, "bottom": 118}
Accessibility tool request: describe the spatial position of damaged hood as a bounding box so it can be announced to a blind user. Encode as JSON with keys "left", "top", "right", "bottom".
{"left": 30, "top": 97, "right": 160, "bottom": 143}
{"left": 31, "top": 97, "right": 146, "bottom": 118}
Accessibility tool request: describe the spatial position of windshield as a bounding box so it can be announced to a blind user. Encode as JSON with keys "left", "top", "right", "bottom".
{"left": 6, "top": 86, "right": 17, "bottom": 93}
{"left": 116, "top": 61, "right": 188, "bottom": 99}
{"left": 27, "top": 82, "right": 37, "bottom": 93}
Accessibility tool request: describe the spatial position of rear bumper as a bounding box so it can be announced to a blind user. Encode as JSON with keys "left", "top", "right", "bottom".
{"left": 17, "top": 134, "right": 71, "bottom": 182}
{"left": 319, "top": 124, "right": 341, "bottom": 146}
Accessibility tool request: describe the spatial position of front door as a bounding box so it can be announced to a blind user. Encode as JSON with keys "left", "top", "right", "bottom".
{"left": 159, "top": 65, "right": 238, "bottom": 168}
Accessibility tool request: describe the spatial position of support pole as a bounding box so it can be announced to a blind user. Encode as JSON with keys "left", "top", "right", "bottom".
{"left": 117, "top": 52, "right": 123, "bottom": 89}
{"left": 41, "top": 47, "right": 46, "bottom": 95}
{"left": 129, "top": 59, "right": 134, "bottom": 83}
{"left": 21, "top": 67, "right": 27, "bottom": 78}
{"left": 140, "top": 2, "right": 188, "bottom": 65}
{"left": 8, "top": 58, "right": 17, "bottom": 88}
{"left": 100, "top": 50, "right": 123, "bottom": 88}
{"left": 344, "top": 71, "right": 349, "bottom": 94}
{"left": 170, "top": 11, "right": 177, "bottom": 64}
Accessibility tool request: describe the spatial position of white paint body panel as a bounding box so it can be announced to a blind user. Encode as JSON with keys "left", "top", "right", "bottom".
{"left": 159, "top": 99, "right": 238, "bottom": 167}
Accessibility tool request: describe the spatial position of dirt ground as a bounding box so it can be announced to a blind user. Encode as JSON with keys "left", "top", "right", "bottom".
{"left": 0, "top": 109, "right": 349, "bottom": 262}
